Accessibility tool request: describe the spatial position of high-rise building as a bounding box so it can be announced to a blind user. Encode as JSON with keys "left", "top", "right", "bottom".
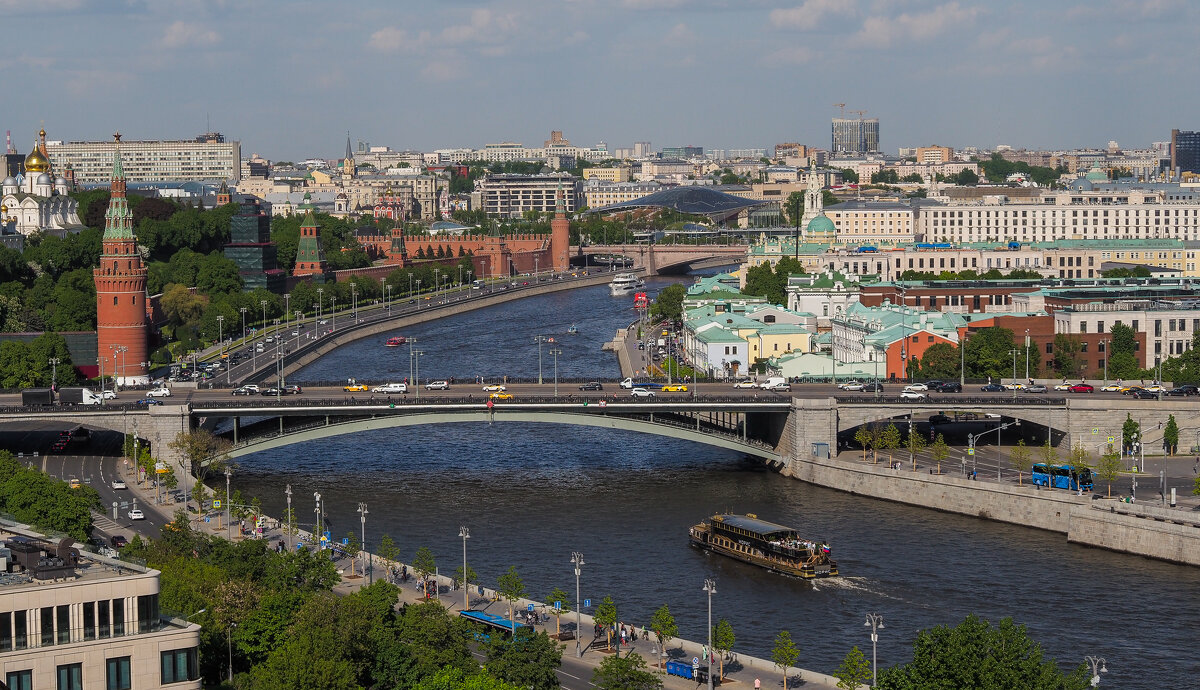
{"left": 92, "top": 136, "right": 149, "bottom": 386}
{"left": 1171, "top": 129, "right": 1200, "bottom": 174}
{"left": 633, "top": 142, "right": 652, "bottom": 158}
{"left": 223, "top": 195, "right": 286, "bottom": 293}
{"left": 831, "top": 118, "right": 880, "bottom": 155}
{"left": 47, "top": 135, "right": 240, "bottom": 184}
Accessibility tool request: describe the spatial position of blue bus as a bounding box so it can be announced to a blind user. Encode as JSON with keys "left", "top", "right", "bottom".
{"left": 1031, "top": 463, "right": 1093, "bottom": 491}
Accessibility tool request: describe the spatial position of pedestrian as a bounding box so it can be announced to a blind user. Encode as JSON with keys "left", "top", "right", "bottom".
{"left": 755, "top": 679, "right": 761, "bottom": 690}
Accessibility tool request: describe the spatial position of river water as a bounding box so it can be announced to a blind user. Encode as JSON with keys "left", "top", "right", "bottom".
{"left": 227, "top": 275, "right": 1200, "bottom": 688}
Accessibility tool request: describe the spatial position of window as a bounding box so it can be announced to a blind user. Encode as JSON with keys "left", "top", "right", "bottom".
{"left": 98, "top": 599, "right": 110, "bottom": 639}
{"left": 13, "top": 609, "right": 26, "bottom": 649}
{"left": 112, "top": 598, "right": 125, "bottom": 636}
{"left": 41, "top": 606, "right": 54, "bottom": 647}
{"left": 57, "top": 663, "right": 83, "bottom": 690}
{"left": 57, "top": 604, "right": 69, "bottom": 644}
{"left": 6, "top": 670, "right": 32, "bottom": 690}
{"left": 84, "top": 601, "right": 95, "bottom": 641}
{"left": 1046, "top": 342, "right": 1054, "bottom": 354}
{"left": 161, "top": 648, "right": 199, "bottom": 684}
{"left": 137, "top": 594, "right": 159, "bottom": 633}
{"left": 106, "top": 657, "right": 131, "bottom": 690}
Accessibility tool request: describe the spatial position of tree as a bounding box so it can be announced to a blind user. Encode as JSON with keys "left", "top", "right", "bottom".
{"left": 712, "top": 618, "right": 735, "bottom": 681}
{"left": 453, "top": 564, "right": 478, "bottom": 592}
{"left": 874, "top": 614, "right": 1089, "bottom": 690}
{"left": 1096, "top": 451, "right": 1122, "bottom": 497}
{"left": 931, "top": 433, "right": 950, "bottom": 474}
{"left": 485, "top": 628, "right": 562, "bottom": 690}
{"left": 1107, "top": 322, "right": 1141, "bottom": 380}
{"left": 905, "top": 427, "right": 927, "bottom": 470}
{"left": 834, "top": 646, "right": 873, "bottom": 690}
{"left": 413, "top": 546, "right": 437, "bottom": 598}
{"left": 1164, "top": 414, "right": 1179, "bottom": 455}
{"left": 1122, "top": 413, "right": 1140, "bottom": 455}
{"left": 1052, "top": 334, "right": 1084, "bottom": 378}
{"left": 650, "top": 283, "right": 686, "bottom": 322}
{"left": 841, "top": 168, "right": 860, "bottom": 183}
{"left": 594, "top": 596, "right": 617, "bottom": 651}
{"left": 377, "top": 534, "right": 400, "bottom": 568}
{"left": 919, "top": 342, "right": 959, "bottom": 380}
{"left": 1068, "top": 442, "right": 1092, "bottom": 482}
{"left": 592, "top": 652, "right": 662, "bottom": 690}
{"left": 649, "top": 604, "right": 678, "bottom": 669}
{"left": 546, "top": 587, "right": 571, "bottom": 637}
{"left": 854, "top": 426, "right": 873, "bottom": 463}
{"left": 496, "top": 566, "right": 526, "bottom": 623}
{"left": 344, "top": 532, "right": 362, "bottom": 576}
{"left": 964, "top": 327, "right": 1018, "bottom": 381}
{"left": 1009, "top": 440, "right": 1033, "bottom": 485}
{"left": 772, "top": 630, "right": 800, "bottom": 690}
{"left": 1039, "top": 441, "right": 1058, "bottom": 490}
{"left": 783, "top": 191, "right": 804, "bottom": 226}
{"left": 879, "top": 424, "right": 901, "bottom": 465}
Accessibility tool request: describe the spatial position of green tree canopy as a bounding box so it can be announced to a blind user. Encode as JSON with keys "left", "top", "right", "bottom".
{"left": 834, "top": 646, "right": 873, "bottom": 690}
{"left": 772, "top": 630, "right": 800, "bottom": 690}
{"left": 485, "top": 628, "right": 562, "bottom": 690}
{"left": 965, "top": 327, "right": 1019, "bottom": 381}
{"left": 649, "top": 604, "right": 679, "bottom": 669}
{"left": 496, "top": 566, "right": 526, "bottom": 621}
{"left": 919, "top": 342, "right": 960, "bottom": 380}
{"left": 592, "top": 652, "right": 662, "bottom": 690}
{"left": 650, "top": 283, "right": 686, "bottom": 322}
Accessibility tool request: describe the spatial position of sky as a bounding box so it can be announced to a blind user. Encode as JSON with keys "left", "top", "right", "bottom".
{"left": 2, "top": 0, "right": 1198, "bottom": 160}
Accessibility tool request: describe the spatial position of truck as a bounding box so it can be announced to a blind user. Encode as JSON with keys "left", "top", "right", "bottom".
{"left": 620, "top": 377, "right": 664, "bottom": 390}
{"left": 58, "top": 387, "right": 103, "bottom": 406}
{"left": 760, "top": 377, "right": 791, "bottom": 392}
{"left": 21, "top": 388, "right": 55, "bottom": 406}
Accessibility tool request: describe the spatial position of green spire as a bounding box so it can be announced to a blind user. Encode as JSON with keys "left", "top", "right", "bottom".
{"left": 103, "top": 143, "right": 134, "bottom": 241}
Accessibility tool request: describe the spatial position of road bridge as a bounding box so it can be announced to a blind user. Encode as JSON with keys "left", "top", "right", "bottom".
{"left": 575, "top": 244, "right": 746, "bottom": 274}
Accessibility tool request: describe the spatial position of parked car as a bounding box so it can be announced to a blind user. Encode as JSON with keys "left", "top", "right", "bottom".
{"left": 732, "top": 379, "right": 757, "bottom": 389}
{"left": 578, "top": 381, "right": 604, "bottom": 391}
{"left": 147, "top": 386, "right": 172, "bottom": 397}
{"left": 425, "top": 380, "right": 450, "bottom": 390}
{"left": 372, "top": 383, "right": 408, "bottom": 394}
{"left": 1100, "top": 383, "right": 1124, "bottom": 392}
{"left": 1069, "top": 383, "right": 1095, "bottom": 393}
{"left": 1026, "top": 384, "right": 1048, "bottom": 393}
{"left": 1144, "top": 384, "right": 1166, "bottom": 393}
{"left": 981, "top": 383, "right": 1005, "bottom": 392}
{"left": 1167, "top": 384, "right": 1199, "bottom": 396}
{"left": 630, "top": 387, "right": 656, "bottom": 398}
{"left": 1003, "top": 382, "right": 1025, "bottom": 390}
{"left": 232, "top": 386, "right": 256, "bottom": 396}
{"left": 937, "top": 382, "right": 962, "bottom": 393}
{"left": 260, "top": 387, "right": 281, "bottom": 396}
{"left": 110, "top": 535, "right": 128, "bottom": 548}
{"left": 929, "top": 413, "right": 952, "bottom": 425}
{"left": 899, "top": 390, "right": 927, "bottom": 401}
{"left": 1121, "top": 386, "right": 1145, "bottom": 396}
{"left": 661, "top": 384, "right": 688, "bottom": 392}
{"left": 860, "top": 382, "right": 884, "bottom": 392}
{"left": 127, "top": 509, "right": 145, "bottom": 520}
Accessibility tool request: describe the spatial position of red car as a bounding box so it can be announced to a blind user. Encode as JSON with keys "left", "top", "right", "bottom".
{"left": 1069, "top": 383, "right": 1094, "bottom": 393}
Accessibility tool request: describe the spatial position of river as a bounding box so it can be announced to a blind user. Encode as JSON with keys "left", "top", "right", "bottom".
{"left": 226, "top": 274, "right": 1200, "bottom": 688}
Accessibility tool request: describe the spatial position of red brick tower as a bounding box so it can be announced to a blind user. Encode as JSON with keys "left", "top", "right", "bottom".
{"left": 216, "top": 179, "right": 232, "bottom": 206}
{"left": 93, "top": 134, "right": 149, "bottom": 385}
{"left": 292, "top": 211, "right": 328, "bottom": 281}
{"left": 551, "top": 183, "right": 570, "bottom": 271}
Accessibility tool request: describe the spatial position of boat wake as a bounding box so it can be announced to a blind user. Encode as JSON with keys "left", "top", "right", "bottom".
{"left": 810, "top": 576, "right": 902, "bottom": 601}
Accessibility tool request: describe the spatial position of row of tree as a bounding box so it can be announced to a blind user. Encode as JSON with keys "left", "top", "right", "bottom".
{"left": 0, "top": 450, "right": 98, "bottom": 539}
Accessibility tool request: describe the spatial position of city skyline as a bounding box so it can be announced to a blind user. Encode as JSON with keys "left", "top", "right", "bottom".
{"left": 3, "top": 0, "right": 1197, "bottom": 160}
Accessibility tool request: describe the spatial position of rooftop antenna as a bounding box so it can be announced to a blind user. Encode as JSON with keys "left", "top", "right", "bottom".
{"left": 4, "top": 130, "right": 11, "bottom": 154}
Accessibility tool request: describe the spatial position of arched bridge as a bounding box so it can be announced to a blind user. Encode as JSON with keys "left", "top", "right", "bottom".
{"left": 575, "top": 244, "right": 747, "bottom": 274}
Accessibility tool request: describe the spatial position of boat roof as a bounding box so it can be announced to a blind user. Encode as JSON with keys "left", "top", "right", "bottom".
{"left": 711, "top": 514, "right": 798, "bottom": 538}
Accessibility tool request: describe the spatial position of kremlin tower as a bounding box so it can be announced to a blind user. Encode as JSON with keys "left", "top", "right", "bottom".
{"left": 551, "top": 183, "right": 570, "bottom": 271}
{"left": 292, "top": 211, "right": 328, "bottom": 281}
{"left": 93, "top": 134, "right": 149, "bottom": 385}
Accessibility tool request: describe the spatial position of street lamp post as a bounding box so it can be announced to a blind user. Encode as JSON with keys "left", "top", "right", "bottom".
{"left": 408, "top": 274, "right": 413, "bottom": 303}
{"left": 317, "top": 288, "right": 324, "bottom": 326}
{"left": 535, "top": 335, "right": 547, "bottom": 385}
{"left": 1085, "top": 656, "right": 1107, "bottom": 687}
{"left": 48, "top": 357, "right": 60, "bottom": 390}
{"left": 1009, "top": 348, "right": 1018, "bottom": 399}
{"left": 216, "top": 315, "right": 224, "bottom": 378}
{"left": 358, "top": 502, "right": 369, "bottom": 583}
{"left": 224, "top": 466, "right": 232, "bottom": 540}
{"left": 703, "top": 579, "right": 716, "bottom": 690}
{"left": 352, "top": 285, "right": 359, "bottom": 323}
{"left": 413, "top": 349, "right": 424, "bottom": 397}
{"left": 283, "top": 294, "right": 290, "bottom": 338}
{"left": 260, "top": 300, "right": 268, "bottom": 341}
{"left": 571, "top": 552, "right": 584, "bottom": 658}
{"left": 239, "top": 307, "right": 247, "bottom": 344}
{"left": 314, "top": 492, "right": 323, "bottom": 550}
{"left": 968, "top": 419, "right": 1020, "bottom": 481}
{"left": 459, "top": 525, "right": 470, "bottom": 611}
{"left": 227, "top": 622, "right": 237, "bottom": 683}
{"left": 550, "top": 347, "right": 562, "bottom": 397}
{"left": 864, "top": 613, "right": 884, "bottom": 688}
{"left": 331, "top": 297, "right": 337, "bottom": 333}
{"left": 1024, "top": 329, "right": 1030, "bottom": 382}
{"left": 284, "top": 484, "right": 292, "bottom": 552}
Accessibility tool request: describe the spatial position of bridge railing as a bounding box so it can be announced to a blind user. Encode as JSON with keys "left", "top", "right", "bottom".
{"left": 834, "top": 395, "right": 1067, "bottom": 405}
{"left": 192, "top": 393, "right": 792, "bottom": 411}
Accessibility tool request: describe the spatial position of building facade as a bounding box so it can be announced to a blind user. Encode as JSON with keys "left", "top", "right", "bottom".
{"left": 1171, "top": 129, "right": 1200, "bottom": 175}
{"left": 476, "top": 174, "right": 581, "bottom": 218}
{"left": 48, "top": 136, "right": 240, "bottom": 184}
{"left": 831, "top": 118, "right": 880, "bottom": 155}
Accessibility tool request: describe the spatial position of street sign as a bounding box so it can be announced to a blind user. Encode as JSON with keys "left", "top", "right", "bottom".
{"left": 527, "top": 604, "right": 534, "bottom": 612}
{"left": 584, "top": 599, "right": 591, "bottom": 607}
{"left": 1107, "top": 436, "right": 1115, "bottom": 444}
{"left": 554, "top": 601, "right": 562, "bottom": 610}
{"left": 967, "top": 448, "right": 974, "bottom": 456}
{"left": 213, "top": 500, "right": 222, "bottom": 509}
{"left": 1092, "top": 427, "right": 1099, "bottom": 435}
{"left": 693, "top": 657, "right": 700, "bottom": 666}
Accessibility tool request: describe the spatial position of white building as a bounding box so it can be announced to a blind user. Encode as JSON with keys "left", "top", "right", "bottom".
{"left": 48, "top": 136, "right": 240, "bottom": 184}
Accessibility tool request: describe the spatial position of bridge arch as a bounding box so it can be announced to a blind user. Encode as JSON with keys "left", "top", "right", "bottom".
{"left": 220, "top": 410, "right": 781, "bottom": 463}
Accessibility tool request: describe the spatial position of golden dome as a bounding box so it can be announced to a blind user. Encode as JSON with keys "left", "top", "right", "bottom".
{"left": 24, "top": 145, "right": 50, "bottom": 174}
{"left": 0, "top": 204, "right": 7, "bottom": 214}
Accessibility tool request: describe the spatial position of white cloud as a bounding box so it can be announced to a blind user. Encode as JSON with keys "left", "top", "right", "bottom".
{"left": 855, "top": 2, "right": 980, "bottom": 48}
{"left": 620, "top": 0, "right": 692, "bottom": 8}
{"left": 665, "top": 22, "right": 696, "bottom": 44}
{"left": 0, "top": 0, "right": 84, "bottom": 12}
{"left": 770, "top": 0, "right": 855, "bottom": 31}
{"left": 159, "top": 20, "right": 219, "bottom": 49}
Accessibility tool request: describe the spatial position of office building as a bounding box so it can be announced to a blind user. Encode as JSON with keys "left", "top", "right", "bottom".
{"left": 47, "top": 135, "right": 241, "bottom": 184}
{"left": 476, "top": 173, "right": 581, "bottom": 218}
{"left": 831, "top": 117, "right": 880, "bottom": 155}
{"left": 1171, "top": 129, "right": 1200, "bottom": 175}
{"left": 223, "top": 194, "right": 286, "bottom": 293}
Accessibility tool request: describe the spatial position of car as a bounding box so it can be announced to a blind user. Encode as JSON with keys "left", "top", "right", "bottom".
{"left": 899, "top": 390, "right": 927, "bottom": 401}
{"left": 373, "top": 383, "right": 408, "bottom": 394}
{"left": 344, "top": 384, "right": 369, "bottom": 392}
{"left": 981, "top": 383, "right": 1005, "bottom": 392}
{"left": 661, "top": 384, "right": 688, "bottom": 392}
{"left": 260, "top": 387, "right": 281, "bottom": 396}
{"left": 482, "top": 384, "right": 506, "bottom": 392}
{"left": 1003, "top": 382, "right": 1025, "bottom": 390}
{"left": 425, "top": 380, "right": 451, "bottom": 390}
{"left": 1053, "top": 382, "right": 1073, "bottom": 391}
{"left": 1144, "top": 384, "right": 1166, "bottom": 393}
{"left": 1134, "top": 388, "right": 1160, "bottom": 399}
{"left": 265, "top": 336, "right": 274, "bottom": 343}
{"left": 841, "top": 381, "right": 867, "bottom": 391}
{"left": 138, "top": 398, "right": 164, "bottom": 405}
{"left": 147, "top": 386, "right": 172, "bottom": 397}
{"left": 1167, "top": 384, "right": 1199, "bottom": 396}
{"left": 929, "top": 413, "right": 952, "bottom": 425}
{"left": 937, "top": 382, "right": 962, "bottom": 393}
{"left": 578, "top": 381, "right": 604, "bottom": 391}
{"left": 112, "top": 479, "right": 127, "bottom": 490}
{"left": 281, "top": 385, "right": 302, "bottom": 395}
{"left": 903, "top": 383, "right": 928, "bottom": 392}
{"left": 110, "top": 535, "right": 128, "bottom": 549}
{"left": 924, "top": 380, "right": 944, "bottom": 391}
{"left": 68, "top": 478, "right": 81, "bottom": 489}
{"left": 318, "top": 319, "right": 328, "bottom": 325}
{"left": 100, "top": 389, "right": 117, "bottom": 400}
{"left": 1100, "top": 383, "right": 1123, "bottom": 392}
{"left": 292, "top": 330, "right": 300, "bottom": 336}
{"left": 127, "top": 509, "right": 144, "bottom": 520}
{"left": 1069, "top": 383, "right": 1095, "bottom": 393}
{"left": 1025, "top": 384, "right": 1048, "bottom": 393}
{"left": 1120, "top": 386, "right": 1145, "bottom": 396}
{"left": 732, "top": 380, "right": 758, "bottom": 389}
{"left": 488, "top": 392, "right": 513, "bottom": 400}
{"left": 231, "top": 386, "right": 256, "bottom": 396}
{"left": 630, "top": 387, "right": 656, "bottom": 398}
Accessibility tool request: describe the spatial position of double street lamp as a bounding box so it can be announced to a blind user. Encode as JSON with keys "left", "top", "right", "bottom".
{"left": 571, "top": 552, "right": 584, "bottom": 658}
{"left": 358, "top": 502, "right": 370, "bottom": 584}
{"left": 550, "top": 347, "right": 563, "bottom": 397}
{"left": 968, "top": 419, "right": 1020, "bottom": 480}
{"left": 459, "top": 526, "right": 470, "bottom": 611}
{"left": 865, "top": 613, "right": 884, "bottom": 687}
{"left": 1085, "top": 656, "right": 1107, "bottom": 687}
{"left": 703, "top": 579, "right": 716, "bottom": 690}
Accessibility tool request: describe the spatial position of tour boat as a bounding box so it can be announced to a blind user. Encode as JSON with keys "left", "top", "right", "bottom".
{"left": 689, "top": 513, "right": 838, "bottom": 579}
{"left": 385, "top": 336, "right": 406, "bottom": 347}
{"left": 567, "top": 324, "right": 578, "bottom": 335}
{"left": 609, "top": 273, "right": 644, "bottom": 296}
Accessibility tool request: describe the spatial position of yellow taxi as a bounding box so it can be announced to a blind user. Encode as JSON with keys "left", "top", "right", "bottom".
{"left": 661, "top": 384, "right": 688, "bottom": 392}
{"left": 343, "top": 384, "right": 369, "bottom": 392}
{"left": 489, "top": 392, "right": 514, "bottom": 400}
{"left": 69, "top": 478, "right": 81, "bottom": 489}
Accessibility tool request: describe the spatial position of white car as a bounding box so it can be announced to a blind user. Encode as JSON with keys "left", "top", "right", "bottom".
{"left": 1144, "top": 384, "right": 1166, "bottom": 393}
{"left": 425, "top": 380, "right": 450, "bottom": 390}
{"left": 1053, "top": 382, "right": 1072, "bottom": 391}
{"left": 372, "top": 383, "right": 408, "bottom": 394}
{"left": 482, "top": 384, "right": 506, "bottom": 392}
{"left": 732, "top": 380, "right": 758, "bottom": 389}
{"left": 127, "top": 508, "right": 144, "bottom": 520}
{"left": 100, "top": 390, "right": 117, "bottom": 399}
{"left": 842, "top": 382, "right": 867, "bottom": 391}
{"left": 1100, "top": 383, "right": 1123, "bottom": 392}
{"left": 241, "top": 384, "right": 260, "bottom": 393}
{"left": 899, "top": 390, "right": 927, "bottom": 401}
{"left": 903, "top": 383, "right": 929, "bottom": 392}
{"left": 1003, "top": 382, "right": 1025, "bottom": 390}
{"left": 630, "top": 387, "right": 656, "bottom": 398}
{"left": 112, "top": 479, "right": 127, "bottom": 490}
{"left": 147, "top": 387, "right": 172, "bottom": 397}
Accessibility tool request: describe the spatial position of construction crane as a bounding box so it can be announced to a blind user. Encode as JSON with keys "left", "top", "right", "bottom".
{"left": 833, "top": 103, "right": 846, "bottom": 117}
{"left": 851, "top": 109, "right": 868, "bottom": 120}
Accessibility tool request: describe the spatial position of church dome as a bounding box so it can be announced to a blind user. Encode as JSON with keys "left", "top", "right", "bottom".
{"left": 2, "top": 177, "right": 15, "bottom": 187}
{"left": 1085, "top": 166, "right": 1107, "bottom": 182}
{"left": 806, "top": 213, "right": 836, "bottom": 235}
{"left": 55, "top": 177, "right": 67, "bottom": 186}
{"left": 35, "top": 173, "right": 51, "bottom": 185}
{"left": 24, "top": 147, "right": 50, "bottom": 174}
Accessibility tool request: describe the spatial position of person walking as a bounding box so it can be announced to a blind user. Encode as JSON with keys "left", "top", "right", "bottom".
{"left": 754, "top": 679, "right": 761, "bottom": 690}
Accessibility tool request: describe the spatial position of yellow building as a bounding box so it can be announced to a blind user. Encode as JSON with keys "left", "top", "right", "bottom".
{"left": 582, "top": 167, "right": 630, "bottom": 183}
